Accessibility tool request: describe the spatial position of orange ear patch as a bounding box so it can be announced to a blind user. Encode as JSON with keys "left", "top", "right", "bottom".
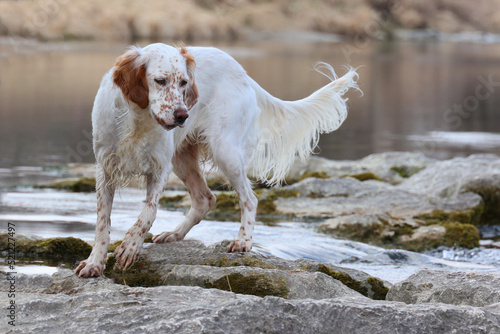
{"left": 179, "top": 46, "right": 199, "bottom": 110}
{"left": 113, "top": 49, "right": 149, "bottom": 109}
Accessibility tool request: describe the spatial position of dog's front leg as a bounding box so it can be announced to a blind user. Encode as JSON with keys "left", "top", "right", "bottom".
{"left": 75, "top": 168, "right": 115, "bottom": 277}
{"left": 115, "top": 170, "right": 169, "bottom": 269}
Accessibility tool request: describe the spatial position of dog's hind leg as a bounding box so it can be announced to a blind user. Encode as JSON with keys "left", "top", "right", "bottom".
{"left": 213, "top": 144, "right": 258, "bottom": 252}
{"left": 75, "top": 167, "right": 115, "bottom": 277}
{"left": 153, "top": 143, "right": 216, "bottom": 243}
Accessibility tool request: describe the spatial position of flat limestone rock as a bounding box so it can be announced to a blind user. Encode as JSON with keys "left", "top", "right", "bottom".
{"left": 387, "top": 269, "right": 500, "bottom": 307}
{"left": 1, "top": 281, "right": 499, "bottom": 334}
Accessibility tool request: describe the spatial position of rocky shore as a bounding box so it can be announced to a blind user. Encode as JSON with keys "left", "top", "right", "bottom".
{"left": 1, "top": 151, "right": 500, "bottom": 332}
{"left": 1, "top": 237, "right": 500, "bottom": 333}
{"left": 157, "top": 152, "right": 500, "bottom": 252}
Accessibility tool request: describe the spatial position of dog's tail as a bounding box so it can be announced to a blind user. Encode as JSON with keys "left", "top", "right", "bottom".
{"left": 248, "top": 64, "right": 360, "bottom": 185}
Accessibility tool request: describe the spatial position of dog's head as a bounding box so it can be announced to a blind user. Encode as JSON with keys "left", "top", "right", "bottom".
{"left": 112, "top": 43, "right": 199, "bottom": 130}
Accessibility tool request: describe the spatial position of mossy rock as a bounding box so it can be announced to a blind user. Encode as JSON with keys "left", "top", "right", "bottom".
{"left": 399, "top": 222, "right": 480, "bottom": 252}
{"left": 39, "top": 237, "right": 92, "bottom": 259}
{"left": 37, "top": 177, "right": 96, "bottom": 192}
{"left": 415, "top": 205, "right": 484, "bottom": 226}
{"left": 159, "top": 195, "right": 186, "bottom": 209}
{"left": 203, "top": 256, "right": 276, "bottom": 269}
{"left": 442, "top": 222, "right": 480, "bottom": 249}
{"left": 341, "top": 172, "right": 383, "bottom": 182}
{"left": 0, "top": 234, "right": 91, "bottom": 260}
{"left": 103, "top": 255, "right": 163, "bottom": 287}
{"left": 214, "top": 192, "right": 240, "bottom": 213}
{"left": 367, "top": 277, "right": 390, "bottom": 300}
{"left": 206, "top": 176, "right": 231, "bottom": 191}
{"left": 390, "top": 166, "right": 423, "bottom": 178}
{"left": 315, "top": 264, "right": 389, "bottom": 300}
{"left": 298, "top": 171, "right": 330, "bottom": 182}
{"left": 317, "top": 264, "right": 367, "bottom": 296}
{"left": 466, "top": 185, "right": 500, "bottom": 225}
{"left": 205, "top": 273, "right": 289, "bottom": 298}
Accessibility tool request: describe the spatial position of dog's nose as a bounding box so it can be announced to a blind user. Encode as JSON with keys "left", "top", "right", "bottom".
{"left": 174, "top": 107, "right": 189, "bottom": 125}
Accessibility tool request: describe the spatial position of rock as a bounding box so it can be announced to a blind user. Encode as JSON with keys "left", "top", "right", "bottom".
{"left": 35, "top": 177, "right": 96, "bottom": 192}
{"left": 287, "top": 152, "right": 433, "bottom": 185}
{"left": 399, "top": 154, "right": 500, "bottom": 225}
{"left": 162, "top": 264, "right": 365, "bottom": 300}
{"left": 387, "top": 270, "right": 500, "bottom": 307}
{"left": 1, "top": 276, "right": 499, "bottom": 334}
{"left": 104, "top": 239, "right": 389, "bottom": 300}
{"left": 0, "top": 234, "right": 92, "bottom": 260}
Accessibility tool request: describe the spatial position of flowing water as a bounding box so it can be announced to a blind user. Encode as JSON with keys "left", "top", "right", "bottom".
{"left": 1, "top": 37, "right": 500, "bottom": 283}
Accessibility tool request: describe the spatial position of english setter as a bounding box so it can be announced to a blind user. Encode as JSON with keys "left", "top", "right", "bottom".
{"left": 75, "top": 43, "right": 358, "bottom": 277}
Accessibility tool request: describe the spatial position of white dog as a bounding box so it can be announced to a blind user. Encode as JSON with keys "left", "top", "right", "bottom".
{"left": 75, "top": 43, "right": 358, "bottom": 277}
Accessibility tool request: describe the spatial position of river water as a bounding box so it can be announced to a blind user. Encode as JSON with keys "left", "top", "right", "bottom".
{"left": 1, "top": 37, "right": 500, "bottom": 283}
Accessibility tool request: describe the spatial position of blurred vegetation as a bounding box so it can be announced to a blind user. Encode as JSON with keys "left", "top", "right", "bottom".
{"left": 1, "top": 0, "right": 499, "bottom": 42}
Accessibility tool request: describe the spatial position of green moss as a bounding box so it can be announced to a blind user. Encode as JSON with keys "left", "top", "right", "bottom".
{"left": 367, "top": 277, "right": 389, "bottom": 300}
{"left": 298, "top": 171, "right": 330, "bottom": 181}
{"left": 103, "top": 255, "right": 162, "bottom": 287}
{"left": 442, "top": 222, "right": 480, "bottom": 249}
{"left": 206, "top": 177, "right": 231, "bottom": 191}
{"left": 341, "top": 172, "right": 383, "bottom": 182}
{"left": 205, "top": 273, "right": 289, "bottom": 298}
{"left": 466, "top": 186, "right": 500, "bottom": 225}
{"left": 272, "top": 189, "right": 300, "bottom": 198}
{"left": 143, "top": 233, "right": 154, "bottom": 243}
{"left": 400, "top": 222, "right": 480, "bottom": 252}
{"left": 39, "top": 237, "right": 92, "bottom": 259}
{"left": 203, "top": 256, "right": 275, "bottom": 269}
{"left": 415, "top": 205, "right": 484, "bottom": 226}
{"left": 37, "top": 177, "right": 96, "bottom": 192}
{"left": 0, "top": 234, "right": 91, "bottom": 260}
{"left": 257, "top": 197, "right": 277, "bottom": 215}
{"left": 214, "top": 192, "right": 240, "bottom": 213}
{"left": 317, "top": 264, "right": 367, "bottom": 296}
{"left": 159, "top": 195, "right": 186, "bottom": 208}
{"left": 108, "top": 240, "right": 122, "bottom": 253}
{"left": 390, "top": 166, "right": 423, "bottom": 178}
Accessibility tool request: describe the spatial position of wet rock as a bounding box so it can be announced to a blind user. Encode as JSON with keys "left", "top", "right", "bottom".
{"left": 399, "top": 154, "right": 500, "bottom": 225}
{"left": 104, "top": 239, "right": 389, "bottom": 300}
{"left": 1, "top": 279, "right": 499, "bottom": 334}
{"left": 35, "top": 177, "right": 96, "bottom": 192}
{"left": 0, "top": 234, "right": 91, "bottom": 260}
{"left": 287, "top": 152, "right": 433, "bottom": 185}
{"left": 387, "top": 270, "right": 500, "bottom": 307}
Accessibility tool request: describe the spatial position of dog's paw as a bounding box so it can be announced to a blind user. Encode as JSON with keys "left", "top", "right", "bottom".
{"left": 153, "top": 231, "right": 183, "bottom": 243}
{"left": 115, "top": 238, "right": 143, "bottom": 270}
{"left": 227, "top": 239, "right": 252, "bottom": 252}
{"left": 75, "top": 258, "right": 105, "bottom": 277}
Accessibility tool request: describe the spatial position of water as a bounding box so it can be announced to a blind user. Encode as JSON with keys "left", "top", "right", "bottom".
{"left": 1, "top": 37, "right": 500, "bottom": 283}
{"left": 1, "top": 38, "right": 500, "bottom": 169}
{"left": 1, "top": 187, "right": 498, "bottom": 283}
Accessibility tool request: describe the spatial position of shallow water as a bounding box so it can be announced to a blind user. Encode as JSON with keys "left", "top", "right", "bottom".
{"left": 1, "top": 38, "right": 500, "bottom": 283}
{"left": 1, "top": 38, "right": 500, "bottom": 170}
{"left": 1, "top": 187, "right": 499, "bottom": 283}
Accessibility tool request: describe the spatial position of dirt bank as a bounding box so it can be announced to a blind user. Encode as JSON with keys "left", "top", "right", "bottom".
{"left": 1, "top": 0, "right": 500, "bottom": 42}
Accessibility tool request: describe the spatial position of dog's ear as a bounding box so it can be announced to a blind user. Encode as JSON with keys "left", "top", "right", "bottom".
{"left": 179, "top": 47, "right": 199, "bottom": 110}
{"left": 113, "top": 48, "right": 149, "bottom": 109}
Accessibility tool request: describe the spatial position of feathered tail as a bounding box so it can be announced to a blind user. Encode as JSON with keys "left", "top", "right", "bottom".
{"left": 248, "top": 64, "right": 360, "bottom": 185}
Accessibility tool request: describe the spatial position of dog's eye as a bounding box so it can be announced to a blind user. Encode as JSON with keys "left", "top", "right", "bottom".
{"left": 180, "top": 79, "right": 188, "bottom": 87}
{"left": 154, "top": 78, "right": 167, "bottom": 86}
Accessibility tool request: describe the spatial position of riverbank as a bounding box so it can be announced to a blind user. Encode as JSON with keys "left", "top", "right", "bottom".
{"left": 1, "top": 0, "right": 500, "bottom": 42}
{"left": 1, "top": 239, "right": 499, "bottom": 333}
{"left": 1, "top": 151, "right": 499, "bottom": 283}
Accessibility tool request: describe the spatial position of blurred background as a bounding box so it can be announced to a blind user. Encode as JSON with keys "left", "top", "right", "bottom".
{"left": 1, "top": 0, "right": 500, "bottom": 174}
